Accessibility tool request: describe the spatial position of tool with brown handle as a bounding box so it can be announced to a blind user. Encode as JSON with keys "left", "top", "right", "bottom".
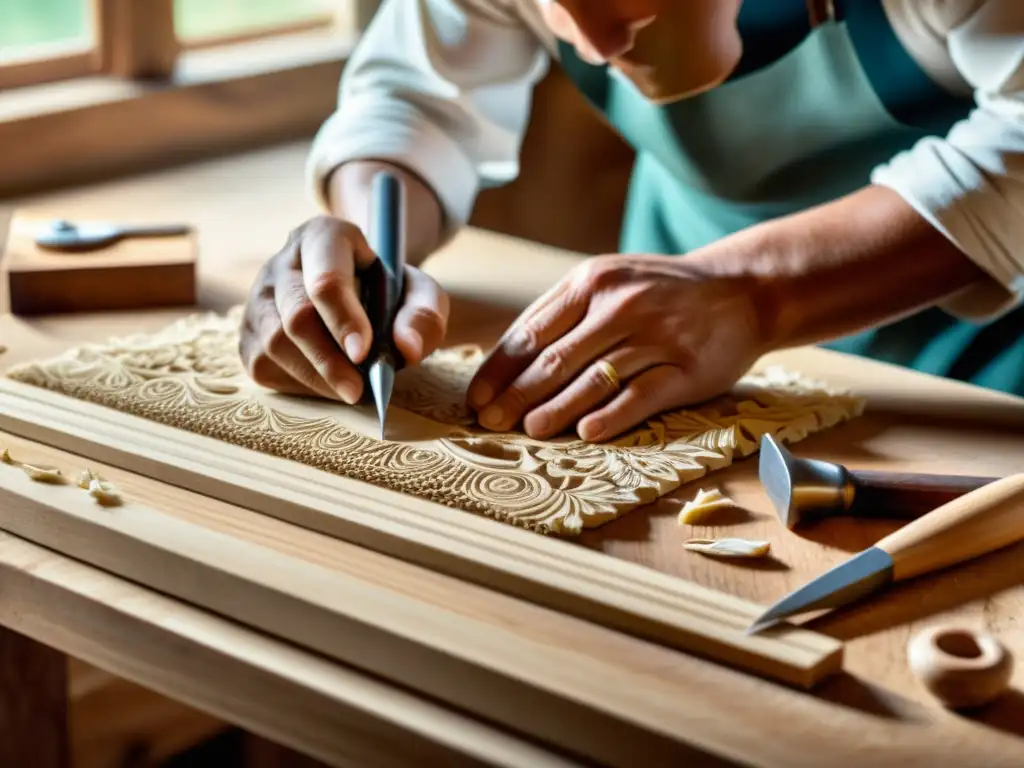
{"left": 748, "top": 473, "right": 1024, "bottom": 633}
{"left": 758, "top": 434, "right": 998, "bottom": 529}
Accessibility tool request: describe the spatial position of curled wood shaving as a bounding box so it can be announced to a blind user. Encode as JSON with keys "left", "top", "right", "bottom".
{"left": 78, "top": 469, "right": 123, "bottom": 507}
{"left": 2, "top": 449, "right": 123, "bottom": 505}
{"left": 20, "top": 464, "right": 66, "bottom": 484}
{"left": 2, "top": 447, "right": 66, "bottom": 483}
{"left": 677, "top": 487, "right": 737, "bottom": 525}
{"left": 684, "top": 538, "right": 771, "bottom": 559}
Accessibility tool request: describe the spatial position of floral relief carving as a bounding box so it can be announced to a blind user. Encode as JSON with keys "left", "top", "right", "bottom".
{"left": 5, "top": 306, "right": 865, "bottom": 535}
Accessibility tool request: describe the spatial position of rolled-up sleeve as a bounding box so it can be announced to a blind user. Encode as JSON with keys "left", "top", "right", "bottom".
{"left": 870, "top": 0, "right": 1024, "bottom": 320}
{"left": 305, "top": 0, "right": 549, "bottom": 243}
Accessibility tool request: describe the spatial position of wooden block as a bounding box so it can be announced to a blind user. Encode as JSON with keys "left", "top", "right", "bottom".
{"left": 2, "top": 210, "right": 196, "bottom": 316}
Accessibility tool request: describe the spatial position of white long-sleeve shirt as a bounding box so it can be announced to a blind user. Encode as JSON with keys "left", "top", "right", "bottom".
{"left": 306, "top": 0, "right": 1024, "bottom": 321}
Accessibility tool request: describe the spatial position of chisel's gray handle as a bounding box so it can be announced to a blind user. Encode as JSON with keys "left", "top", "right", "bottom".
{"left": 361, "top": 172, "right": 408, "bottom": 369}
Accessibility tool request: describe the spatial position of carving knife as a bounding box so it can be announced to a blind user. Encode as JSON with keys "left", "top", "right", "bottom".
{"left": 746, "top": 473, "right": 1024, "bottom": 635}
{"left": 360, "top": 171, "right": 407, "bottom": 440}
{"left": 757, "top": 434, "right": 998, "bottom": 529}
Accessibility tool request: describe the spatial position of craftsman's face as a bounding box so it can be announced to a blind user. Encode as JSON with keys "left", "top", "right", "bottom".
{"left": 538, "top": 0, "right": 744, "bottom": 103}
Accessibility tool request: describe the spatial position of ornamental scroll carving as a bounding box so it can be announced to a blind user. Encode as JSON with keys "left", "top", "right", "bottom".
{"left": 5, "top": 307, "right": 865, "bottom": 535}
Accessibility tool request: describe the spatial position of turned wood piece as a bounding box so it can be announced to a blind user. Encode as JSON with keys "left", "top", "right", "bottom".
{"left": 907, "top": 625, "right": 1014, "bottom": 709}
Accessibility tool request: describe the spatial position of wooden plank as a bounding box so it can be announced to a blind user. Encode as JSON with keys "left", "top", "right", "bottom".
{"left": 0, "top": 378, "right": 842, "bottom": 690}
{"left": 0, "top": 625, "right": 69, "bottom": 767}
{"left": 3, "top": 429, "right": 1024, "bottom": 767}
{"left": 0, "top": 530, "right": 569, "bottom": 768}
{"left": 0, "top": 451, "right": 739, "bottom": 765}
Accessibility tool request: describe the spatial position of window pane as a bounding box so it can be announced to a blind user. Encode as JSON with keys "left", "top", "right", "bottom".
{"left": 0, "top": 0, "right": 91, "bottom": 54}
{"left": 174, "top": 0, "right": 334, "bottom": 41}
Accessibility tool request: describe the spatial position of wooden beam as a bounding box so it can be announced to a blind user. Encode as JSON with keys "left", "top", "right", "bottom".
{"left": 0, "top": 459, "right": 726, "bottom": 766}
{"left": 2, "top": 431, "right": 1024, "bottom": 767}
{"left": 96, "top": 0, "right": 180, "bottom": 79}
{"left": 0, "top": 530, "right": 563, "bottom": 768}
{"left": 0, "top": 626, "right": 68, "bottom": 767}
{"left": 0, "top": 378, "right": 843, "bottom": 691}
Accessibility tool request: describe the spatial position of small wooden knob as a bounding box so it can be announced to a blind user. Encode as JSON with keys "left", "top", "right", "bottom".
{"left": 907, "top": 624, "right": 1014, "bottom": 709}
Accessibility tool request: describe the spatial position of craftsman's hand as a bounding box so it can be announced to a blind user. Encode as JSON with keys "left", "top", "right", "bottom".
{"left": 466, "top": 254, "right": 765, "bottom": 442}
{"left": 239, "top": 215, "right": 449, "bottom": 403}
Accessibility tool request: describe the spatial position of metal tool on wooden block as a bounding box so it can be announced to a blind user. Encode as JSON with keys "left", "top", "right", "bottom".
{"left": 34, "top": 218, "right": 193, "bottom": 252}
{"left": 758, "top": 434, "right": 998, "bottom": 529}
{"left": 747, "top": 473, "right": 1024, "bottom": 635}
{"left": 8, "top": 209, "right": 197, "bottom": 316}
{"left": 360, "top": 171, "right": 407, "bottom": 440}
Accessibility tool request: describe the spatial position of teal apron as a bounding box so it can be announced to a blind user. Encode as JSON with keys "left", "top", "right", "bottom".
{"left": 556, "top": 0, "right": 1024, "bottom": 396}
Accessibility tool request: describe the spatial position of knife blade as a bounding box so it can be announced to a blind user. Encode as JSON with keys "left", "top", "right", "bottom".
{"left": 747, "top": 473, "right": 1024, "bottom": 634}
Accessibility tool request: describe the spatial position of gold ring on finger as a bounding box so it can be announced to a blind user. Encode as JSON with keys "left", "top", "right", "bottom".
{"left": 594, "top": 359, "right": 621, "bottom": 392}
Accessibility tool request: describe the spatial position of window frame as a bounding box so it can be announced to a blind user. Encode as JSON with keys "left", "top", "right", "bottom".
{"left": 0, "top": 46, "right": 100, "bottom": 91}
{"left": 0, "top": 0, "right": 381, "bottom": 196}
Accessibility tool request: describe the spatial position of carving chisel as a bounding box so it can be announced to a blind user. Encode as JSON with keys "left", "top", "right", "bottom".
{"left": 747, "top": 473, "right": 1024, "bottom": 635}
{"left": 758, "top": 434, "right": 998, "bottom": 529}
{"left": 360, "top": 171, "right": 407, "bottom": 440}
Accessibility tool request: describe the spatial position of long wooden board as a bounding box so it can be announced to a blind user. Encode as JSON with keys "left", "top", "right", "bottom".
{"left": 0, "top": 378, "right": 841, "bottom": 690}
{"left": 0, "top": 528, "right": 575, "bottom": 768}
{"left": 0, "top": 452, "right": 759, "bottom": 766}
{"left": 5, "top": 430, "right": 1024, "bottom": 768}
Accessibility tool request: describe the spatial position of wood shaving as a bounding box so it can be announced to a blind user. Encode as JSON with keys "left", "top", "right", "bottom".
{"left": 677, "top": 487, "right": 737, "bottom": 525}
{"left": 78, "top": 469, "right": 123, "bottom": 507}
{"left": 2, "top": 447, "right": 65, "bottom": 483}
{"left": 20, "top": 463, "right": 66, "bottom": 484}
{"left": 684, "top": 538, "right": 771, "bottom": 559}
{"left": 1, "top": 451, "right": 122, "bottom": 504}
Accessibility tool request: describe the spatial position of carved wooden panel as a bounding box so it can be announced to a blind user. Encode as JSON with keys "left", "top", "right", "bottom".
{"left": 5, "top": 306, "right": 865, "bottom": 536}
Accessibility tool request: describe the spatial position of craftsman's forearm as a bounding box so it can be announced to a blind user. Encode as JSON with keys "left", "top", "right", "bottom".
{"left": 689, "top": 184, "right": 989, "bottom": 352}
{"left": 326, "top": 160, "right": 445, "bottom": 267}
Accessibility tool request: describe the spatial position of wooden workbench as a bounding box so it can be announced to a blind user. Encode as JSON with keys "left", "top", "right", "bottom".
{"left": 2, "top": 141, "right": 1023, "bottom": 766}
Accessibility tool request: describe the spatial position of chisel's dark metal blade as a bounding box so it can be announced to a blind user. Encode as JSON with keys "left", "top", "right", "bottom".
{"left": 746, "top": 546, "right": 894, "bottom": 634}
{"left": 368, "top": 358, "right": 395, "bottom": 441}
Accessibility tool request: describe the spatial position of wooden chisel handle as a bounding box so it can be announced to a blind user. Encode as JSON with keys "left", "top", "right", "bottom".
{"left": 848, "top": 470, "right": 999, "bottom": 520}
{"left": 875, "top": 473, "right": 1024, "bottom": 581}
